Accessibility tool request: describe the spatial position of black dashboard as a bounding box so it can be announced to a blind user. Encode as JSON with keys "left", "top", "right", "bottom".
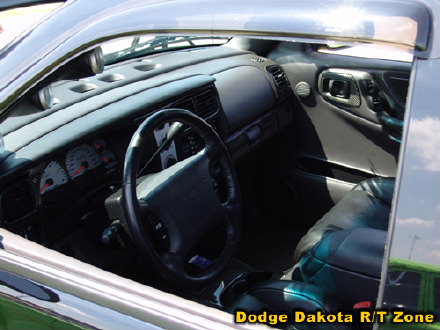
{"left": 0, "top": 45, "right": 294, "bottom": 244}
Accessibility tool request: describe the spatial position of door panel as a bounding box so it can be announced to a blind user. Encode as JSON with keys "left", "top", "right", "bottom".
{"left": 263, "top": 43, "right": 410, "bottom": 222}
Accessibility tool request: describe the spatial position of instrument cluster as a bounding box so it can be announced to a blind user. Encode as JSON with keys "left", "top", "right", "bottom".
{"left": 38, "top": 138, "right": 117, "bottom": 196}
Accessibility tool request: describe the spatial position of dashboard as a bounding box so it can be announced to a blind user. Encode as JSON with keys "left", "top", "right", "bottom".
{"left": 0, "top": 46, "right": 294, "bottom": 246}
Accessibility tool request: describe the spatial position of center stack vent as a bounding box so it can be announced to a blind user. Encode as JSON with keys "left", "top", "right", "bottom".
{"left": 171, "top": 86, "right": 219, "bottom": 119}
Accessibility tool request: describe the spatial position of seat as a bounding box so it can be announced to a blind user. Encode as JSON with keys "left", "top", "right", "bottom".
{"left": 220, "top": 177, "right": 394, "bottom": 329}
{"left": 221, "top": 230, "right": 386, "bottom": 329}
{"left": 294, "top": 227, "right": 387, "bottom": 304}
{"left": 221, "top": 274, "right": 352, "bottom": 330}
{"left": 294, "top": 177, "right": 394, "bottom": 263}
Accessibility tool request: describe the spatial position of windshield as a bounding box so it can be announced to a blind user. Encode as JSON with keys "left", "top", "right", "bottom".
{"left": 102, "top": 35, "right": 231, "bottom": 64}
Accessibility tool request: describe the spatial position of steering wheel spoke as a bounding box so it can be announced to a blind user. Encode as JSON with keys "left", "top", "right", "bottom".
{"left": 138, "top": 198, "right": 149, "bottom": 216}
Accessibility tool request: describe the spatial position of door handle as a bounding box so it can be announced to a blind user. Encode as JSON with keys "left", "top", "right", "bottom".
{"left": 329, "top": 79, "right": 350, "bottom": 99}
{"left": 318, "top": 71, "right": 361, "bottom": 107}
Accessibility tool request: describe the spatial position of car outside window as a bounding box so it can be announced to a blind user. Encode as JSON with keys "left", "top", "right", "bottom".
{"left": 317, "top": 43, "right": 413, "bottom": 62}
{"left": 102, "top": 36, "right": 231, "bottom": 64}
{"left": 0, "top": 3, "right": 62, "bottom": 49}
{"left": 316, "top": 14, "right": 416, "bottom": 62}
{"left": 384, "top": 271, "right": 421, "bottom": 312}
{"left": 435, "top": 277, "right": 440, "bottom": 315}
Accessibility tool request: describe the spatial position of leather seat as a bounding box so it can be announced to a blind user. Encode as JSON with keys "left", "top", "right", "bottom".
{"left": 221, "top": 275, "right": 352, "bottom": 330}
{"left": 294, "top": 177, "right": 394, "bottom": 263}
{"left": 294, "top": 227, "right": 387, "bottom": 304}
{"left": 220, "top": 177, "right": 393, "bottom": 329}
{"left": 222, "top": 230, "right": 386, "bottom": 329}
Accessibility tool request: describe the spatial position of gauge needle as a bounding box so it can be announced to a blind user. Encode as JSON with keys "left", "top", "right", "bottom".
{"left": 74, "top": 162, "right": 89, "bottom": 175}
{"left": 40, "top": 179, "right": 54, "bottom": 192}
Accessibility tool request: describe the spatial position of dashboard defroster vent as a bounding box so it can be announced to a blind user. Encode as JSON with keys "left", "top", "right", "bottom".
{"left": 0, "top": 180, "right": 37, "bottom": 224}
{"left": 267, "top": 65, "right": 289, "bottom": 89}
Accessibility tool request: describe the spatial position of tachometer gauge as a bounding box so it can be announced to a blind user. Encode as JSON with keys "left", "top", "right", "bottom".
{"left": 40, "top": 161, "right": 69, "bottom": 194}
{"left": 66, "top": 144, "right": 102, "bottom": 179}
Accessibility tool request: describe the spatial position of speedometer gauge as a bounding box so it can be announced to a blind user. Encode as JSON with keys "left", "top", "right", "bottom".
{"left": 66, "top": 144, "right": 102, "bottom": 179}
{"left": 40, "top": 161, "right": 69, "bottom": 194}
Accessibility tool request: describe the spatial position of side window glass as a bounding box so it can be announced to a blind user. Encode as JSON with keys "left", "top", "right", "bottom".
{"left": 434, "top": 278, "right": 440, "bottom": 315}
{"left": 383, "top": 271, "right": 421, "bottom": 312}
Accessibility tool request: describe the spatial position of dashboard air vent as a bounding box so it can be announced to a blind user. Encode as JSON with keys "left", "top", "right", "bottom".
{"left": 173, "top": 98, "right": 196, "bottom": 112}
{"left": 0, "top": 180, "right": 37, "bottom": 224}
{"left": 267, "top": 65, "right": 289, "bottom": 89}
{"left": 194, "top": 89, "right": 218, "bottom": 118}
{"left": 171, "top": 87, "right": 218, "bottom": 119}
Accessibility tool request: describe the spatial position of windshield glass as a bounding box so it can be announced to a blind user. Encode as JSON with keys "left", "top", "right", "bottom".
{"left": 102, "top": 36, "right": 231, "bottom": 64}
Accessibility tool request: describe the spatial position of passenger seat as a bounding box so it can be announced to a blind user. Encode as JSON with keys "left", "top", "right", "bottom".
{"left": 293, "top": 177, "right": 394, "bottom": 263}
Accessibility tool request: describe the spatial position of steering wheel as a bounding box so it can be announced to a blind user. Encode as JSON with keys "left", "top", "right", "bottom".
{"left": 122, "top": 109, "right": 241, "bottom": 287}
